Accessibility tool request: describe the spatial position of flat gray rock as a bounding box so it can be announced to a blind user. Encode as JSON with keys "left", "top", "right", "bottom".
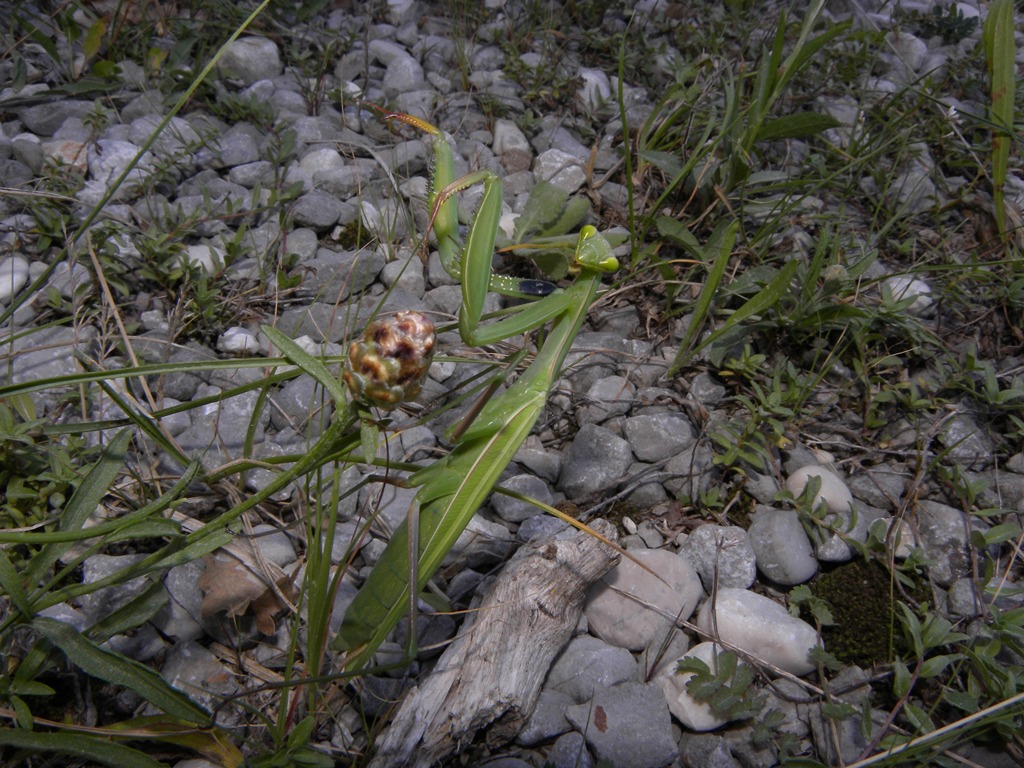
{"left": 747, "top": 506, "right": 818, "bottom": 585}
{"left": 558, "top": 423, "right": 634, "bottom": 499}
{"left": 680, "top": 525, "right": 757, "bottom": 591}
{"left": 565, "top": 681, "right": 678, "bottom": 768}
{"left": 585, "top": 548, "right": 703, "bottom": 651}
{"left": 546, "top": 634, "right": 639, "bottom": 703}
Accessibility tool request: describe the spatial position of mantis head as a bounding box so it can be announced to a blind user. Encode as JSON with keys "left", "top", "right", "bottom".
{"left": 574, "top": 225, "right": 619, "bottom": 274}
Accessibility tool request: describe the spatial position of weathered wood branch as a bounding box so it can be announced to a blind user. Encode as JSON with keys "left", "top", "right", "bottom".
{"left": 367, "top": 519, "right": 620, "bottom": 768}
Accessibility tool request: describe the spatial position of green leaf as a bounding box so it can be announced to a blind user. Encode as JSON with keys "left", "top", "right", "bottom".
{"left": 919, "top": 653, "right": 963, "bottom": 679}
{"left": 28, "top": 429, "right": 132, "bottom": 584}
{"left": 83, "top": 18, "right": 107, "bottom": 62}
{"left": 32, "top": 617, "right": 210, "bottom": 724}
{"left": 655, "top": 216, "right": 702, "bottom": 254}
{"left": 943, "top": 688, "right": 979, "bottom": 713}
{"left": 87, "top": 578, "right": 169, "bottom": 642}
{"left": 0, "top": 548, "right": 32, "bottom": 617}
{"left": 755, "top": 112, "right": 841, "bottom": 142}
{"left": 821, "top": 700, "right": 856, "bottom": 720}
{"left": 638, "top": 149, "right": 684, "bottom": 178}
{"left": 685, "top": 258, "right": 800, "bottom": 372}
{"left": 0, "top": 730, "right": 165, "bottom": 768}
{"left": 892, "top": 659, "right": 912, "bottom": 698}
{"left": 262, "top": 325, "right": 348, "bottom": 406}
{"left": 971, "top": 522, "right": 1021, "bottom": 547}
{"left": 667, "top": 220, "right": 737, "bottom": 375}
{"left": 360, "top": 419, "right": 380, "bottom": 464}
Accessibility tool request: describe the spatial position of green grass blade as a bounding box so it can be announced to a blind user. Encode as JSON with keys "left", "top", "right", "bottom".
{"left": 667, "top": 221, "right": 738, "bottom": 376}
{"left": 0, "top": 548, "right": 33, "bottom": 616}
{"left": 983, "top": 0, "right": 1015, "bottom": 238}
{"left": 0, "top": 462, "right": 198, "bottom": 544}
{"left": 26, "top": 429, "right": 131, "bottom": 584}
{"left": 0, "top": 730, "right": 165, "bottom": 768}
{"left": 262, "top": 325, "right": 349, "bottom": 405}
{"left": 33, "top": 617, "right": 211, "bottom": 724}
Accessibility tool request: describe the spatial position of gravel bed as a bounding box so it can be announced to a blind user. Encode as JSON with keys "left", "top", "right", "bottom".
{"left": 2, "top": 1, "right": 1023, "bottom": 767}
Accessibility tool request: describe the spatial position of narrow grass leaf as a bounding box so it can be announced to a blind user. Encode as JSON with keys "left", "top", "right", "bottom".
{"left": 28, "top": 428, "right": 131, "bottom": 582}
{"left": 0, "top": 462, "right": 197, "bottom": 544}
{"left": 262, "top": 325, "right": 348, "bottom": 405}
{"left": 755, "top": 112, "right": 841, "bottom": 142}
{"left": 0, "top": 730, "right": 165, "bottom": 768}
{"left": 33, "top": 617, "right": 210, "bottom": 724}
{"left": 0, "top": 549, "right": 32, "bottom": 616}
{"left": 87, "top": 578, "right": 169, "bottom": 642}
{"left": 667, "top": 220, "right": 737, "bottom": 375}
{"left": 983, "top": 0, "right": 1014, "bottom": 238}
{"left": 103, "top": 716, "right": 243, "bottom": 767}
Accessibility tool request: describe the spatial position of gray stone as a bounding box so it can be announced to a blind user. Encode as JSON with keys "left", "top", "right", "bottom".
{"left": 269, "top": 375, "right": 335, "bottom": 435}
{"left": 78, "top": 554, "right": 152, "bottom": 625}
{"left": 215, "top": 127, "right": 261, "bottom": 167}
{"left": 1, "top": 324, "right": 94, "bottom": 392}
{"left": 517, "top": 688, "right": 573, "bottom": 745}
{"left": 680, "top": 525, "right": 757, "bottom": 591}
{"left": 533, "top": 148, "right": 586, "bottom": 193}
{"left": 445, "top": 513, "right": 515, "bottom": 569}
{"left": 492, "top": 118, "right": 531, "bottom": 155}
{"left": 153, "top": 559, "right": 205, "bottom": 642}
{"left": 547, "top": 634, "right": 639, "bottom": 703}
{"left": 696, "top": 588, "right": 819, "bottom": 676}
{"left": 916, "top": 500, "right": 971, "bottom": 586}
{"left": 291, "top": 189, "right": 344, "bottom": 230}
{"left": 514, "top": 436, "right": 563, "bottom": 483}
{"left": 250, "top": 524, "right": 296, "bottom": 567}
{"left": 161, "top": 641, "right": 240, "bottom": 724}
{"left": 847, "top": 465, "right": 906, "bottom": 510}
{"left": 747, "top": 507, "right": 818, "bottom": 585}
{"left": 129, "top": 115, "right": 202, "bottom": 162}
{"left": 624, "top": 412, "right": 695, "bottom": 462}
{"left": 491, "top": 473, "right": 555, "bottom": 523}
{"left": 380, "top": 253, "right": 426, "bottom": 298}
{"left": 663, "top": 443, "right": 717, "bottom": 501}
{"left": 558, "top": 423, "right": 634, "bottom": 499}
{"left": 227, "top": 160, "right": 274, "bottom": 187}
{"left": 565, "top": 681, "right": 678, "bottom": 768}
{"left": 216, "top": 36, "right": 282, "bottom": 84}
{"left": 517, "top": 514, "right": 570, "bottom": 542}
{"left": 585, "top": 548, "right": 703, "bottom": 651}
{"left": 307, "top": 247, "right": 386, "bottom": 302}
{"left": 548, "top": 731, "right": 595, "bottom": 768}
{"left": 938, "top": 410, "right": 995, "bottom": 468}
{"left": 19, "top": 99, "right": 94, "bottom": 135}
{"left": 579, "top": 375, "right": 635, "bottom": 425}
{"left": 679, "top": 734, "right": 741, "bottom": 768}
{"left": 689, "top": 372, "right": 727, "bottom": 406}
{"left": 0, "top": 254, "right": 30, "bottom": 302}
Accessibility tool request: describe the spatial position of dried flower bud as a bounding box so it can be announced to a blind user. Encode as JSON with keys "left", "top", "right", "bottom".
{"left": 343, "top": 310, "right": 436, "bottom": 410}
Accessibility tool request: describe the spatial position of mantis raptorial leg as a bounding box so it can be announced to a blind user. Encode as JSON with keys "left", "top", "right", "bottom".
{"left": 332, "top": 109, "right": 619, "bottom": 672}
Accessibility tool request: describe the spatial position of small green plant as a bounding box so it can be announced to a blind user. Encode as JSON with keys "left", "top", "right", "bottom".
{"left": 677, "top": 648, "right": 766, "bottom": 722}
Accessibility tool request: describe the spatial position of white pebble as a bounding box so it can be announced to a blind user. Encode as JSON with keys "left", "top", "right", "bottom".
{"left": 696, "top": 588, "right": 819, "bottom": 676}
{"left": 217, "top": 327, "right": 260, "bottom": 355}
{"left": 657, "top": 641, "right": 744, "bottom": 731}
{"left": 785, "top": 465, "right": 853, "bottom": 514}
{"left": 0, "top": 255, "right": 30, "bottom": 302}
{"left": 884, "top": 275, "right": 933, "bottom": 316}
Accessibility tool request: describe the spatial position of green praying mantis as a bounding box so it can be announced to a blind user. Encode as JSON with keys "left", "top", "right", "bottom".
{"left": 330, "top": 109, "right": 620, "bottom": 671}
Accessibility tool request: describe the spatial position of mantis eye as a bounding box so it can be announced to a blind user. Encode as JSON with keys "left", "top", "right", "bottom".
{"left": 575, "top": 226, "right": 619, "bottom": 273}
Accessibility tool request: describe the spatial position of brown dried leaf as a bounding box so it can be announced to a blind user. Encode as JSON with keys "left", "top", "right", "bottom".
{"left": 198, "top": 552, "right": 298, "bottom": 636}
